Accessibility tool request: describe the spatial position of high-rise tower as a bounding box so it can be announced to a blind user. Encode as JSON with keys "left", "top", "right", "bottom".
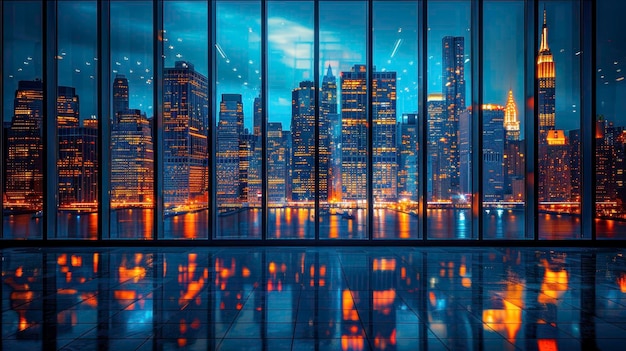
{"left": 291, "top": 81, "right": 316, "bottom": 202}
{"left": 504, "top": 90, "right": 520, "bottom": 141}
{"left": 537, "top": 8, "right": 556, "bottom": 132}
{"left": 320, "top": 65, "right": 338, "bottom": 203}
{"left": 442, "top": 36, "right": 466, "bottom": 197}
{"left": 216, "top": 94, "right": 244, "bottom": 207}
{"left": 113, "top": 74, "right": 129, "bottom": 118}
{"left": 163, "top": 61, "right": 209, "bottom": 208}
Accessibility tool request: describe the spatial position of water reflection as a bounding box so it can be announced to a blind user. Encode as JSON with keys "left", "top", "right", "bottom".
{"left": 3, "top": 248, "right": 626, "bottom": 349}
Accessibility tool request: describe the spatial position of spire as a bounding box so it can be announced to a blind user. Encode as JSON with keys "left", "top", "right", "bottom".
{"left": 504, "top": 89, "right": 520, "bottom": 138}
{"left": 326, "top": 64, "right": 333, "bottom": 77}
{"left": 540, "top": 6, "right": 549, "bottom": 53}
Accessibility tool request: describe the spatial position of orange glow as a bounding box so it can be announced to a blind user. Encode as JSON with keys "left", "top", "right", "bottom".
{"left": 538, "top": 339, "right": 558, "bottom": 351}
{"left": 81, "top": 294, "right": 98, "bottom": 308}
{"left": 618, "top": 273, "right": 626, "bottom": 293}
{"left": 281, "top": 263, "right": 287, "bottom": 273}
{"left": 341, "top": 335, "right": 364, "bottom": 351}
{"left": 269, "top": 262, "right": 277, "bottom": 274}
{"left": 400, "top": 267, "right": 406, "bottom": 280}
{"left": 462, "top": 277, "right": 472, "bottom": 288}
{"left": 58, "top": 289, "right": 78, "bottom": 295}
{"left": 93, "top": 253, "right": 99, "bottom": 273}
{"left": 320, "top": 265, "right": 327, "bottom": 277}
{"left": 242, "top": 267, "right": 251, "bottom": 278}
{"left": 71, "top": 255, "right": 82, "bottom": 267}
{"left": 15, "top": 266, "right": 23, "bottom": 278}
{"left": 18, "top": 315, "right": 28, "bottom": 331}
{"left": 66, "top": 271, "right": 72, "bottom": 283}
{"left": 310, "top": 264, "right": 315, "bottom": 277}
{"left": 134, "top": 253, "right": 143, "bottom": 265}
{"left": 482, "top": 281, "right": 524, "bottom": 342}
{"left": 220, "top": 268, "right": 231, "bottom": 279}
{"left": 373, "top": 289, "right": 396, "bottom": 315}
{"left": 180, "top": 319, "right": 188, "bottom": 334}
{"left": 58, "top": 254, "right": 68, "bottom": 266}
{"left": 191, "top": 318, "right": 201, "bottom": 329}
{"left": 373, "top": 258, "right": 396, "bottom": 271}
{"left": 342, "top": 289, "right": 360, "bottom": 321}
{"left": 459, "top": 264, "right": 467, "bottom": 277}
{"left": 538, "top": 264, "right": 569, "bottom": 304}
{"left": 177, "top": 338, "right": 187, "bottom": 347}
{"left": 114, "top": 290, "right": 137, "bottom": 300}
{"left": 118, "top": 266, "right": 147, "bottom": 283}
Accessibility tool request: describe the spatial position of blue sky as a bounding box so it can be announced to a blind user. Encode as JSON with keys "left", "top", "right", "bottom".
{"left": 4, "top": 0, "right": 624, "bottom": 134}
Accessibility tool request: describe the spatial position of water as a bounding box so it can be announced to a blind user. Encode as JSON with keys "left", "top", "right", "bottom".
{"left": 4, "top": 207, "right": 621, "bottom": 239}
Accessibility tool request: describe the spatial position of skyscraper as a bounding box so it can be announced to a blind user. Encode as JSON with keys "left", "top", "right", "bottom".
{"left": 504, "top": 90, "right": 520, "bottom": 141}
{"left": 248, "top": 96, "right": 263, "bottom": 205}
{"left": 341, "top": 65, "right": 368, "bottom": 201}
{"left": 373, "top": 71, "right": 398, "bottom": 201}
{"left": 482, "top": 105, "right": 505, "bottom": 201}
{"left": 503, "top": 91, "right": 524, "bottom": 200}
{"left": 216, "top": 94, "right": 244, "bottom": 207}
{"left": 163, "top": 61, "right": 209, "bottom": 209}
{"left": 291, "top": 81, "right": 316, "bottom": 202}
{"left": 110, "top": 108, "right": 154, "bottom": 206}
{"left": 320, "top": 65, "right": 338, "bottom": 203}
{"left": 113, "top": 74, "right": 129, "bottom": 117}
{"left": 442, "top": 36, "right": 466, "bottom": 198}
{"left": 5, "top": 80, "right": 44, "bottom": 212}
{"left": 398, "top": 113, "right": 418, "bottom": 201}
{"left": 267, "top": 122, "right": 286, "bottom": 204}
{"left": 537, "top": 9, "right": 571, "bottom": 203}
{"left": 340, "top": 64, "right": 397, "bottom": 202}
{"left": 427, "top": 93, "right": 445, "bottom": 202}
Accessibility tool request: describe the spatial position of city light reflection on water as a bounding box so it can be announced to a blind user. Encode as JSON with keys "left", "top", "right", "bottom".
{"left": 3, "top": 208, "right": 624, "bottom": 239}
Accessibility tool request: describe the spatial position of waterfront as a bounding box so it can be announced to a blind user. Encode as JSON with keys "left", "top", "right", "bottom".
{"left": 3, "top": 208, "right": 625, "bottom": 240}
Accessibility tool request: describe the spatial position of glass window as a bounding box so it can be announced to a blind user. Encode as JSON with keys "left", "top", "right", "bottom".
{"left": 109, "top": 1, "right": 155, "bottom": 239}
{"left": 2, "top": 1, "right": 44, "bottom": 239}
{"left": 161, "top": 1, "right": 209, "bottom": 239}
{"left": 215, "top": 1, "right": 262, "bottom": 239}
{"left": 319, "top": 0, "right": 368, "bottom": 240}
{"left": 373, "top": 0, "right": 420, "bottom": 239}
{"left": 267, "top": 1, "right": 315, "bottom": 239}
{"left": 537, "top": 1, "right": 583, "bottom": 240}
{"left": 596, "top": 0, "right": 626, "bottom": 239}
{"left": 482, "top": 0, "right": 527, "bottom": 239}
{"left": 55, "top": 1, "right": 99, "bottom": 239}
{"left": 426, "top": 0, "right": 472, "bottom": 239}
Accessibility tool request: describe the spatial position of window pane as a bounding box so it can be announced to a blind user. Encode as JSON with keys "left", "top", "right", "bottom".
{"left": 319, "top": 0, "right": 368, "bottom": 239}
{"left": 596, "top": 0, "right": 626, "bottom": 238}
{"left": 215, "top": 1, "right": 261, "bottom": 239}
{"left": 373, "top": 1, "right": 420, "bottom": 239}
{"left": 537, "top": 1, "right": 582, "bottom": 239}
{"left": 55, "top": 1, "right": 99, "bottom": 239}
{"left": 427, "top": 0, "right": 472, "bottom": 239}
{"left": 162, "top": 1, "right": 209, "bottom": 239}
{"left": 2, "top": 1, "right": 43, "bottom": 239}
{"left": 267, "top": 1, "right": 314, "bottom": 239}
{"left": 109, "top": 1, "right": 154, "bottom": 239}
{"left": 482, "top": 0, "right": 527, "bottom": 239}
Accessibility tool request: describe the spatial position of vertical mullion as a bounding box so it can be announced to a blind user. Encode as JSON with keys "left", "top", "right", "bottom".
{"left": 43, "top": 0, "right": 58, "bottom": 240}
{"left": 153, "top": 0, "right": 164, "bottom": 240}
{"left": 581, "top": 0, "right": 596, "bottom": 240}
{"left": 261, "top": 0, "right": 267, "bottom": 241}
{"left": 471, "top": 0, "right": 483, "bottom": 240}
{"left": 97, "top": 0, "right": 111, "bottom": 241}
{"left": 0, "top": 0, "right": 4, "bottom": 240}
{"left": 525, "top": 0, "right": 539, "bottom": 241}
{"left": 367, "top": 0, "right": 373, "bottom": 241}
{"left": 418, "top": 0, "right": 428, "bottom": 241}
{"left": 208, "top": 0, "right": 216, "bottom": 242}
{"left": 314, "top": 0, "right": 320, "bottom": 241}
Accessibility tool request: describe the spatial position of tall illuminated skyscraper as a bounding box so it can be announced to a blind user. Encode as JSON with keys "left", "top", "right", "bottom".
{"left": 216, "top": 94, "right": 243, "bottom": 207}
{"left": 373, "top": 71, "right": 397, "bottom": 201}
{"left": 398, "top": 113, "right": 418, "bottom": 201}
{"left": 291, "top": 81, "right": 316, "bottom": 202}
{"left": 267, "top": 122, "right": 286, "bottom": 204}
{"left": 504, "top": 90, "right": 520, "bottom": 141}
{"left": 111, "top": 108, "right": 154, "bottom": 206}
{"left": 340, "top": 64, "right": 397, "bottom": 202}
{"left": 320, "top": 65, "right": 337, "bottom": 203}
{"left": 341, "top": 65, "right": 368, "bottom": 201}
{"left": 4, "top": 80, "right": 44, "bottom": 212}
{"left": 537, "top": 9, "right": 571, "bottom": 202}
{"left": 482, "top": 105, "right": 505, "bottom": 201}
{"left": 163, "top": 61, "right": 209, "bottom": 208}
{"left": 503, "top": 91, "right": 524, "bottom": 200}
{"left": 427, "top": 94, "right": 445, "bottom": 202}
{"left": 247, "top": 96, "right": 262, "bottom": 205}
{"left": 442, "top": 36, "right": 466, "bottom": 198}
{"left": 537, "top": 9, "right": 556, "bottom": 132}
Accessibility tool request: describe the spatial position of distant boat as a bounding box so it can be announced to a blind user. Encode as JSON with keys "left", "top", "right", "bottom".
{"left": 31, "top": 210, "right": 43, "bottom": 219}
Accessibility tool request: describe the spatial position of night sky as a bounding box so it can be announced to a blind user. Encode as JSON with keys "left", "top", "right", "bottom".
{"left": 3, "top": 0, "right": 626, "bottom": 135}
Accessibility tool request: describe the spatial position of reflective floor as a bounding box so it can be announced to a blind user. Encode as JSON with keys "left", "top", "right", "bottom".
{"left": 2, "top": 247, "right": 626, "bottom": 350}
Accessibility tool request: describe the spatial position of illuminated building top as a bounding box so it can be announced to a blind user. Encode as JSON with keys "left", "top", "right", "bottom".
{"left": 537, "top": 7, "right": 556, "bottom": 131}
{"left": 504, "top": 90, "right": 520, "bottom": 141}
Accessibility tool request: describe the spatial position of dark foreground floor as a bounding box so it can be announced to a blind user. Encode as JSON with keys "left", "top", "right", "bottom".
{"left": 2, "top": 246, "right": 626, "bottom": 350}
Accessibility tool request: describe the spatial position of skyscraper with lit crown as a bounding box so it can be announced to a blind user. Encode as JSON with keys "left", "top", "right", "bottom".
{"left": 537, "top": 9, "right": 556, "bottom": 132}
{"left": 504, "top": 90, "right": 520, "bottom": 141}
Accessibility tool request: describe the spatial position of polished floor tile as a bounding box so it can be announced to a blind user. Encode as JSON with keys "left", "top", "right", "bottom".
{"left": 2, "top": 247, "right": 626, "bottom": 350}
